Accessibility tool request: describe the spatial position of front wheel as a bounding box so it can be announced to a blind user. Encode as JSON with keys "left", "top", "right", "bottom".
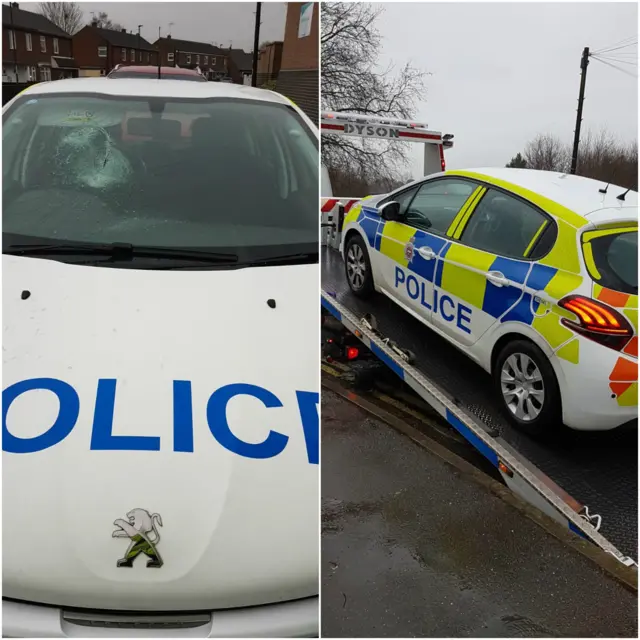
{"left": 493, "top": 339, "right": 563, "bottom": 439}
{"left": 344, "top": 234, "right": 374, "bottom": 298}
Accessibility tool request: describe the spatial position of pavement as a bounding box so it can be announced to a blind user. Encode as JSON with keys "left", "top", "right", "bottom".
{"left": 321, "top": 387, "right": 638, "bottom": 638}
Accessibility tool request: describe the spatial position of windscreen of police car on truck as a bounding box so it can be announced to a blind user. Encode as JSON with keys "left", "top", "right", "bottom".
{"left": 2, "top": 93, "right": 318, "bottom": 264}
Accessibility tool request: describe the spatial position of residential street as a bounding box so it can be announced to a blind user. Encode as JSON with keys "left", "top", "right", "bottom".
{"left": 321, "top": 387, "right": 637, "bottom": 638}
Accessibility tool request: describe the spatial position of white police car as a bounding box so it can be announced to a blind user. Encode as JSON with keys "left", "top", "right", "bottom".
{"left": 341, "top": 168, "right": 637, "bottom": 436}
{"left": 3, "top": 78, "right": 319, "bottom": 636}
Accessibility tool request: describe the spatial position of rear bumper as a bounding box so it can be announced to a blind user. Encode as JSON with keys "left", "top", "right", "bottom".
{"left": 2, "top": 596, "right": 318, "bottom": 638}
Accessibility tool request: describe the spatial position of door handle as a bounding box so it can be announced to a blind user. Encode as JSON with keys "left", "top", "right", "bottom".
{"left": 417, "top": 246, "right": 437, "bottom": 260}
{"left": 486, "top": 271, "right": 509, "bottom": 287}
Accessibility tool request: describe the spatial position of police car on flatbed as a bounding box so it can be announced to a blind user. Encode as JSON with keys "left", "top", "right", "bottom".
{"left": 341, "top": 168, "right": 637, "bottom": 436}
{"left": 2, "top": 78, "right": 319, "bottom": 636}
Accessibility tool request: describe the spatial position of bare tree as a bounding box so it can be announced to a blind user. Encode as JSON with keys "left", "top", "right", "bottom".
{"left": 328, "top": 166, "right": 412, "bottom": 197}
{"left": 513, "top": 129, "right": 637, "bottom": 190}
{"left": 91, "top": 11, "right": 124, "bottom": 31}
{"left": 576, "top": 129, "right": 637, "bottom": 191}
{"left": 38, "top": 2, "right": 83, "bottom": 35}
{"left": 523, "top": 134, "right": 571, "bottom": 172}
{"left": 321, "top": 2, "right": 428, "bottom": 184}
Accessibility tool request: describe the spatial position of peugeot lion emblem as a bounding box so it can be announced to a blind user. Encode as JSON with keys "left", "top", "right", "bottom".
{"left": 112, "top": 508, "right": 164, "bottom": 568}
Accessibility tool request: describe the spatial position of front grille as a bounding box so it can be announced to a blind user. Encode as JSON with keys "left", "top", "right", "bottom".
{"left": 62, "top": 610, "right": 211, "bottom": 629}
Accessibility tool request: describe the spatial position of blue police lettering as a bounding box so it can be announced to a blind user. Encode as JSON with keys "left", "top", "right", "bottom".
{"left": 91, "top": 379, "right": 160, "bottom": 451}
{"left": 207, "top": 383, "right": 287, "bottom": 460}
{"left": 420, "top": 283, "right": 432, "bottom": 310}
{"left": 173, "top": 380, "right": 194, "bottom": 453}
{"left": 440, "top": 295, "right": 455, "bottom": 322}
{"left": 456, "top": 304, "right": 472, "bottom": 334}
{"left": 406, "top": 275, "right": 420, "bottom": 300}
{"left": 2, "top": 378, "right": 79, "bottom": 454}
{"left": 393, "top": 265, "right": 473, "bottom": 330}
{"left": 3, "top": 378, "right": 319, "bottom": 464}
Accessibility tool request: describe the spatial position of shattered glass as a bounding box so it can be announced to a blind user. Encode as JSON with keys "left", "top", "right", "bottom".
{"left": 52, "top": 126, "right": 133, "bottom": 189}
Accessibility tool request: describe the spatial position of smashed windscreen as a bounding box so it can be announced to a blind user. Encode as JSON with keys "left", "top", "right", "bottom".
{"left": 3, "top": 93, "right": 318, "bottom": 254}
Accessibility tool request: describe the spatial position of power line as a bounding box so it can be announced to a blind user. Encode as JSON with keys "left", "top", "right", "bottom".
{"left": 593, "top": 41, "right": 637, "bottom": 56}
{"left": 593, "top": 55, "right": 637, "bottom": 67}
{"left": 592, "top": 35, "right": 637, "bottom": 54}
{"left": 594, "top": 50, "right": 638, "bottom": 56}
{"left": 591, "top": 55, "right": 638, "bottom": 78}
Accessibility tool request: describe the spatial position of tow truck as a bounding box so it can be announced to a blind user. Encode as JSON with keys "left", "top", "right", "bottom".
{"left": 320, "top": 111, "right": 637, "bottom": 569}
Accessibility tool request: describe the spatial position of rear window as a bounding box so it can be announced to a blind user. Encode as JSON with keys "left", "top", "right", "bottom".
{"left": 583, "top": 230, "right": 637, "bottom": 295}
{"left": 2, "top": 92, "right": 318, "bottom": 259}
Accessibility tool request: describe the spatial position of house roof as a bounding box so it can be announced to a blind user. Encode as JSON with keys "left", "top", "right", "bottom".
{"left": 2, "top": 3, "right": 70, "bottom": 37}
{"left": 91, "top": 26, "right": 155, "bottom": 51}
{"left": 154, "top": 37, "right": 225, "bottom": 56}
{"left": 228, "top": 48, "right": 253, "bottom": 72}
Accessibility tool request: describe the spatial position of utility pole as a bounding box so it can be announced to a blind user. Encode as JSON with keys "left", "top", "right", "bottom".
{"left": 251, "top": 2, "right": 261, "bottom": 87}
{"left": 158, "top": 26, "right": 162, "bottom": 78}
{"left": 570, "top": 47, "right": 590, "bottom": 175}
{"left": 137, "top": 25, "right": 143, "bottom": 63}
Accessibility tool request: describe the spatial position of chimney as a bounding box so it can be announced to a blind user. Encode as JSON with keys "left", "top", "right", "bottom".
{"left": 91, "top": 18, "right": 98, "bottom": 27}
{"left": 11, "top": 2, "right": 19, "bottom": 8}
{"left": 166, "top": 34, "right": 171, "bottom": 40}
{"left": 121, "top": 28, "right": 126, "bottom": 33}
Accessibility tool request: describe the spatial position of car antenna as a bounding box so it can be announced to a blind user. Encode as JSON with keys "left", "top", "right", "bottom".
{"left": 616, "top": 188, "right": 631, "bottom": 202}
{"left": 598, "top": 183, "right": 609, "bottom": 194}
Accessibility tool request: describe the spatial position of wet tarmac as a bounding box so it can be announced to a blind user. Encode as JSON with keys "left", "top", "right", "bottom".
{"left": 321, "top": 388, "right": 637, "bottom": 638}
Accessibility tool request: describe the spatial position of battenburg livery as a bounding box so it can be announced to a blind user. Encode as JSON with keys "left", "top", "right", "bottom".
{"left": 341, "top": 168, "right": 637, "bottom": 436}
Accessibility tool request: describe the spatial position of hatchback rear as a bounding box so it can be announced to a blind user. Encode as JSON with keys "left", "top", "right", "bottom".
{"left": 554, "top": 215, "right": 638, "bottom": 429}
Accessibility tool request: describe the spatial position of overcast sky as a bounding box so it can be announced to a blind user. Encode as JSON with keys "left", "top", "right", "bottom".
{"left": 372, "top": 2, "right": 638, "bottom": 177}
{"left": 70, "top": 2, "right": 287, "bottom": 51}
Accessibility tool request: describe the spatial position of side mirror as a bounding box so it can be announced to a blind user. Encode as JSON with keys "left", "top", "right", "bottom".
{"left": 378, "top": 201, "right": 402, "bottom": 221}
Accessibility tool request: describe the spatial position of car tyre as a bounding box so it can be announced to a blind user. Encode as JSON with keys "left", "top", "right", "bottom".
{"left": 344, "top": 234, "right": 374, "bottom": 298}
{"left": 493, "top": 339, "right": 563, "bottom": 439}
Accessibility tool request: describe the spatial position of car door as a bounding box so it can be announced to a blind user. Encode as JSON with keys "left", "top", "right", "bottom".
{"left": 376, "top": 178, "right": 479, "bottom": 322}
{"left": 433, "top": 186, "right": 556, "bottom": 347}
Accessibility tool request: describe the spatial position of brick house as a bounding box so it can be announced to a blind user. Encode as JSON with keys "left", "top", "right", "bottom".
{"left": 276, "top": 2, "right": 318, "bottom": 124}
{"left": 154, "top": 37, "right": 227, "bottom": 80}
{"left": 256, "top": 41, "right": 283, "bottom": 88}
{"left": 72, "top": 23, "right": 158, "bottom": 77}
{"left": 2, "top": 2, "right": 77, "bottom": 83}
{"left": 227, "top": 47, "right": 253, "bottom": 85}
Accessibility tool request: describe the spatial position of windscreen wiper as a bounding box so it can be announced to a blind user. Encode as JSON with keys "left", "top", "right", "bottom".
{"left": 4, "top": 242, "right": 238, "bottom": 264}
{"left": 245, "top": 252, "right": 319, "bottom": 267}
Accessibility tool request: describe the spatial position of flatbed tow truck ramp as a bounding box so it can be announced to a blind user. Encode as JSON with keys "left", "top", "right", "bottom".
{"left": 320, "top": 112, "right": 637, "bottom": 570}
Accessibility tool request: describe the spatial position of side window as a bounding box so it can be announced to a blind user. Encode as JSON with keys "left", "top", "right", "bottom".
{"left": 404, "top": 179, "right": 475, "bottom": 234}
{"left": 460, "top": 189, "right": 552, "bottom": 259}
{"left": 390, "top": 186, "right": 420, "bottom": 217}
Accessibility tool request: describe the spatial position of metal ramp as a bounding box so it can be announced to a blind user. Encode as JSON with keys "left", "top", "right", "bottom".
{"left": 322, "top": 245, "right": 637, "bottom": 565}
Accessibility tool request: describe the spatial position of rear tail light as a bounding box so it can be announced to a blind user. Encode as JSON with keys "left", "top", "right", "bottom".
{"left": 346, "top": 346, "right": 359, "bottom": 360}
{"left": 439, "top": 144, "right": 446, "bottom": 171}
{"left": 558, "top": 295, "right": 634, "bottom": 351}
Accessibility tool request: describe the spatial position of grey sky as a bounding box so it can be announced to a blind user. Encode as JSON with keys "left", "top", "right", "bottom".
{"left": 372, "top": 2, "right": 638, "bottom": 178}
{"left": 70, "top": 2, "right": 287, "bottom": 51}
